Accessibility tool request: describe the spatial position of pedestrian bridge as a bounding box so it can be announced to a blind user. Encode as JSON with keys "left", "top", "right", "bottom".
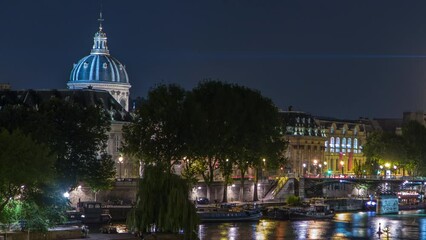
{"left": 300, "top": 175, "right": 426, "bottom": 198}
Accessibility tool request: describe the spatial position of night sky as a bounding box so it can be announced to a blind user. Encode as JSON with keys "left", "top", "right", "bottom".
{"left": 1, "top": 1, "right": 426, "bottom": 119}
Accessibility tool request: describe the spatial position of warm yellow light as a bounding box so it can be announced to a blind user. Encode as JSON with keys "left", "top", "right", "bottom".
{"left": 263, "top": 158, "right": 266, "bottom": 162}
{"left": 313, "top": 159, "right": 318, "bottom": 165}
{"left": 340, "top": 161, "right": 344, "bottom": 166}
{"left": 118, "top": 156, "right": 123, "bottom": 163}
{"left": 385, "top": 163, "right": 390, "bottom": 168}
{"left": 324, "top": 161, "right": 327, "bottom": 166}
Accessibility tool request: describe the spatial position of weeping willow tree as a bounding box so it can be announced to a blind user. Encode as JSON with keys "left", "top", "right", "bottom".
{"left": 127, "top": 165, "right": 199, "bottom": 240}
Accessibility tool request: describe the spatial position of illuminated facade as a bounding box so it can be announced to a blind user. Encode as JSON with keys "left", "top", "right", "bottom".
{"left": 281, "top": 111, "right": 325, "bottom": 176}
{"left": 281, "top": 111, "right": 371, "bottom": 176}
{"left": 67, "top": 13, "right": 137, "bottom": 180}
{"left": 316, "top": 118, "right": 369, "bottom": 176}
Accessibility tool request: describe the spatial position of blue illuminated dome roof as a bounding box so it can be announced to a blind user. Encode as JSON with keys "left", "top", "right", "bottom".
{"left": 69, "top": 16, "right": 129, "bottom": 84}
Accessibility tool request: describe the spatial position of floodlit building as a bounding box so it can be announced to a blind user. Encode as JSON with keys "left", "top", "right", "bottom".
{"left": 280, "top": 109, "right": 372, "bottom": 176}
{"left": 67, "top": 13, "right": 137, "bottom": 181}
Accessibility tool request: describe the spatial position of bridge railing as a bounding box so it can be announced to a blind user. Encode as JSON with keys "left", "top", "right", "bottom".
{"left": 302, "top": 174, "right": 426, "bottom": 181}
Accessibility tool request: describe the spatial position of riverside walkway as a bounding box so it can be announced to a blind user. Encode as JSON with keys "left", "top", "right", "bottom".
{"left": 70, "top": 233, "right": 138, "bottom": 240}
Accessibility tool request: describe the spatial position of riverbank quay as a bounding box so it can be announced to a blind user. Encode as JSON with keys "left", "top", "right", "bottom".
{"left": 1, "top": 230, "right": 183, "bottom": 240}
{"left": 0, "top": 226, "right": 82, "bottom": 240}
{"left": 70, "top": 233, "right": 184, "bottom": 240}
{"left": 69, "top": 233, "right": 138, "bottom": 240}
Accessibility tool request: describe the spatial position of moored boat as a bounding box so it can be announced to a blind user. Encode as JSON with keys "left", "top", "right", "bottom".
{"left": 197, "top": 205, "right": 262, "bottom": 223}
{"left": 264, "top": 199, "right": 334, "bottom": 221}
{"left": 66, "top": 201, "right": 112, "bottom": 224}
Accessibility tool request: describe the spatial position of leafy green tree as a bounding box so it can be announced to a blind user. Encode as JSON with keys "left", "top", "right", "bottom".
{"left": 123, "top": 84, "right": 187, "bottom": 172}
{"left": 0, "top": 97, "right": 114, "bottom": 192}
{"left": 0, "top": 129, "right": 54, "bottom": 214}
{"left": 186, "top": 81, "right": 286, "bottom": 202}
{"left": 401, "top": 121, "right": 426, "bottom": 176}
{"left": 363, "top": 131, "right": 406, "bottom": 176}
{"left": 127, "top": 165, "right": 198, "bottom": 239}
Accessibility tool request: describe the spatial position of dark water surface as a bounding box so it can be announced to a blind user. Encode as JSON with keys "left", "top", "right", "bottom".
{"left": 198, "top": 211, "right": 426, "bottom": 240}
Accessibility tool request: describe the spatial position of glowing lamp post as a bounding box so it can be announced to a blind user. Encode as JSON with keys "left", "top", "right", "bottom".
{"left": 302, "top": 163, "right": 307, "bottom": 176}
{"left": 118, "top": 156, "right": 124, "bottom": 179}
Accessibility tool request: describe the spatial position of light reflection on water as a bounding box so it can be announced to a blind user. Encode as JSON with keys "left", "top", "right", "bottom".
{"left": 198, "top": 210, "right": 426, "bottom": 240}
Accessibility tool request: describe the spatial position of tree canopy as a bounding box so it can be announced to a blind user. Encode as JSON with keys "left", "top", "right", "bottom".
{"left": 123, "top": 84, "right": 187, "bottom": 172}
{"left": 363, "top": 121, "right": 426, "bottom": 176}
{"left": 0, "top": 97, "right": 115, "bottom": 192}
{"left": 0, "top": 129, "right": 54, "bottom": 213}
{"left": 123, "top": 81, "right": 286, "bottom": 202}
{"left": 127, "top": 165, "right": 198, "bottom": 239}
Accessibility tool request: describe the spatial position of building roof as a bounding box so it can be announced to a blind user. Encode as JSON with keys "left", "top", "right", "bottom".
{"left": 0, "top": 89, "right": 132, "bottom": 122}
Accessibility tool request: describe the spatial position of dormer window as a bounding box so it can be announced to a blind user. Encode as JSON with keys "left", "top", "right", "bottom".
{"left": 103, "top": 63, "right": 108, "bottom": 69}
{"left": 83, "top": 62, "right": 89, "bottom": 68}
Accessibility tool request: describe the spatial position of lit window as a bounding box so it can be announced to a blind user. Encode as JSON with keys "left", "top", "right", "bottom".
{"left": 347, "top": 138, "right": 352, "bottom": 148}
{"left": 354, "top": 138, "right": 358, "bottom": 149}
{"left": 342, "top": 138, "right": 346, "bottom": 148}
{"left": 330, "top": 137, "right": 335, "bottom": 148}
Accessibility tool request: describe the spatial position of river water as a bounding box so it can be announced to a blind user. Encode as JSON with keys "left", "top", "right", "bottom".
{"left": 198, "top": 210, "right": 426, "bottom": 240}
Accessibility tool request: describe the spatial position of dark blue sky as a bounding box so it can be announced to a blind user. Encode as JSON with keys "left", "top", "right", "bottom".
{"left": 1, "top": 0, "right": 426, "bottom": 119}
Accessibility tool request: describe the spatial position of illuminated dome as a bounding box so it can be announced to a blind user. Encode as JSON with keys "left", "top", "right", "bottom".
{"left": 68, "top": 13, "right": 131, "bottom": 111}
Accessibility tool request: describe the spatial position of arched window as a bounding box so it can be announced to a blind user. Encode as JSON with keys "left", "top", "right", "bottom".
{"left": 347, "top": 138, "right": 352, "bottom": 148}
{"left": 335, "top": 137, "right": 340, "bottom": 152}
{"left": 342, "top": 138, "right": 346, "bottom": 148}
{"left": 330, "top": 126, "right": 334, "bottom": 134}
{"left": 330, "top": 137, "right": 335, "bottom": 152}
{"left": 354, "top": 138, "right": 358, "bottom": 153}
{"left": 325, "top": 141, "right": 329, "bottom": 152}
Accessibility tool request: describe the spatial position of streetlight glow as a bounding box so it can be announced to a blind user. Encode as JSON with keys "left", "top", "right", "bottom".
{"left": 118, "top": 156, "right": 124, "bottom": 179}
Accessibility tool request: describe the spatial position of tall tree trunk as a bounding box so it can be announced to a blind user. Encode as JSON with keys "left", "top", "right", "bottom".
{"left": 253, "top": 168, "right": 259, "bottom": 202}
{"left": 239, "top": 170, "right": 245, "bottom": 202}
{"left": 222, "top": 180, "right": 228, "bottom": 203}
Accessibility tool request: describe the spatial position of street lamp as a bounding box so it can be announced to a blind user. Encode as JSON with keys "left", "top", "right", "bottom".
{"left": 340, "top": 160, "right": 344, "bottom": 175}
{"left": 118, "top": 156, "right": 124, "bottom": 179}
{"left": 302, "top": 163, "right": 307, "bottom": 176}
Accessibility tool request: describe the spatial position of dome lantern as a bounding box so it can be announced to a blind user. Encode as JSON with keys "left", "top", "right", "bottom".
{"left": 91, "top": 12, "right": 110, "bottom": 55}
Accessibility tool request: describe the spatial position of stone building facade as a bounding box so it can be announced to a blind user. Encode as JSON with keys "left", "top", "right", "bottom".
{"left": 281, "top": 110, "right": 372, "bottom": 176}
